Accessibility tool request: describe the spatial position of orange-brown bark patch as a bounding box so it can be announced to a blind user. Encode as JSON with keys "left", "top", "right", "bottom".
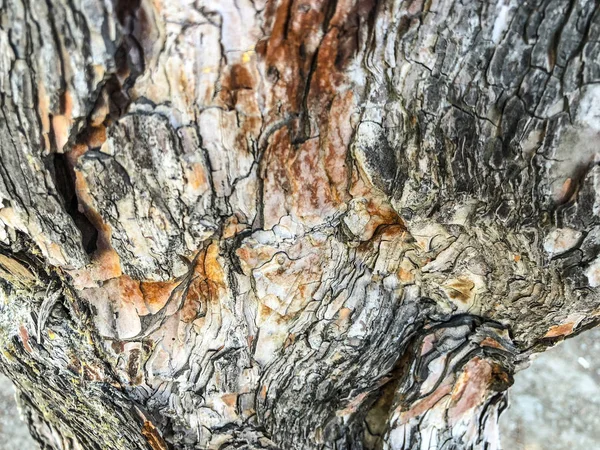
{"left": 258, "top": 1, "right": 378, "bottom": 228}
{"left": 19, "top": 325, "right": 33, "bottom": 354}
{"left": 111, "top": 276, "right": 149, "bottom": 316}
{"left": 289, "top": 137, "right": 339, "bottom": 223}
{"left": 85, "top": 126, "right": 107, "bottom": 149}
{"left": 185, "top": 162, "right": 210, "bottom": 193}
{"left": 66, "top": 124, "right": 123, "bottom": 287}
{"left": 230, "top": 64, "right": 254, "bottom": 90}
{"left": 479, "top": 337, "right": 504, "bottom": 350}
{"left": 221, "top": 393, "right": 238, "bottom": 408}
{"left": 323, "top": 91, "right": 353, "bottom": 203}
{"left": 261, "top": 128, "right": 292, "bottom": 228}
{"left": 283, "top": 333, "right": 297, "bottom": 349}
{"left": 448, "top": 358, "right": 499, "bottom": 423}
{"left": 139, "top": 280, "right": 176, "bottom": 314}
{"left": 444, "top": 277, "right": 475, "bottom": 303}
{"left": 544, "top": 321, "right": 576, "bottom": 338}
{"left": 202, "top": 242, "right": 227, "bottom": 288}
{"left": 349, "top": 172, "right": 405, "bottom": 241}
{"left": 398, "top": 267, "right": 415, "bottom": 284}
{"left": 51, "top": 91, "right": 74, "bottom": 152}
{"left": 37, "top": 82, "right": 52, "bottom": 151}
{"left": 259, "top": 0, "right": 326, "bottom": 112}
{"left": 260, "top": 0, "right": 374, "bottom": 114}
{"left": 180, "top": 278, "right": 207, "bottom": 323}
{"left": 222, "top": 216, "right": 250, "bottom": 239}
{"left": 141, "top": 420, "right": 168, "bottom": 450}
{"left": 399, "top": 382, "right": 452, "bottom": 424}
{"left": 420, "top": 334, "right": 436, "bottom": 356}
{"left": 178, "top": 243, "right": 227, "bottom": 322}
{"left": 556, "top": 177, "right": 576, "bottom": 204}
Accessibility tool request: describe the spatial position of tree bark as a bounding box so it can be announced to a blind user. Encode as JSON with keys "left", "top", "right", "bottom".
{"left": 0, "top": 0, "right": 599, "bottom": 448}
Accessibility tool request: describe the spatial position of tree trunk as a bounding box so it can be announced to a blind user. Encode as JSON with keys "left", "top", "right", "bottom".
{"left": 0, "top": 0, "right": 599, "bottom": 448}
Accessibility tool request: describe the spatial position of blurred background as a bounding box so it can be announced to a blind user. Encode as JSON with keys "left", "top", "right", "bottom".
{"left": 500, "top": 327, "right": 600, "bottom": 450}
{"left": 1, "top": 329, "right": 600, "bottom": 449}
{"left": 0, "top": 374, "right": 35, "bottom": 449}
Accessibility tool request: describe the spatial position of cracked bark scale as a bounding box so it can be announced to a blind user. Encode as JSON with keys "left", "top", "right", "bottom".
{"left": 0, "top": 0, "right": 599, "bottom": 448}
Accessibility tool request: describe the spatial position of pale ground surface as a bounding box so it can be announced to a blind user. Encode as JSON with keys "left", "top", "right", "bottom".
{"left": 0, "top": 374, "right": 35, "bottom": 449}
{"left": 500, "top": 327, "right": 600, "bottom": 450}
{"left": 0, "top": 329, "right": 599, "bottom": 450}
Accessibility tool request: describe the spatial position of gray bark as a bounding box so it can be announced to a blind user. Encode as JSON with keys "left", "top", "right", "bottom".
{"left": 0, "top": 0, "right": 599, "bottom": 449}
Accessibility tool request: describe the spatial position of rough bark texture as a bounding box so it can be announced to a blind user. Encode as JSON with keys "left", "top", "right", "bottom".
{"left": 0, "top": 0, "right": 599, "bottom": 449}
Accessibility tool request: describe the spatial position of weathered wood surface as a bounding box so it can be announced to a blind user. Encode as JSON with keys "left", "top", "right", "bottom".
{"left": 0, "top": 0, "right": 600, "bottom": 448}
